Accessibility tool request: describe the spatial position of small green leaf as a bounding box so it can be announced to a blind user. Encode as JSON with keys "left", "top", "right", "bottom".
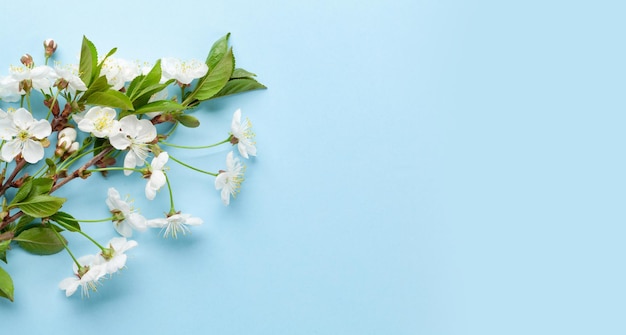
{"left": 79, "top": 36, "right": 98, "bottom": 86}
{"left": 232, "top": 68, "right": 257, "bottom": 79}
{"left": 193, "top": 48, "right": 234, "bottom": 101}
{"left": 131, "top": 80, "right": 175, "bottom": 108}
{"left": 86, "top": 90, "right": 134, "bottom": 110}
{"left": 15, "top": 227, "right": 65, "bottom": 255}
{"left": 11, "top": 178, "right": 33, "bottom": 205}
{"left": 213, "top": 78, "right": 267, "bottom": 99}
{"left": 206, "top": 33, "right": 230, "bottom": 69}
{"left": 16, "top": 195, "right": 65, "bottom": 218}
{"left": 0, "top": 266, "right": 14, "bottom": 302}
{"left": 0, "top": 240, "right": 10, "bottom": 263}
{"left": 176, "top": 114, "right": 200, "bottom": 128}
{"left": 50, "top": 212, "right": 80, "bottom": 232}
{"left": 135, "top": 100, "right": 184, "bottom": 114}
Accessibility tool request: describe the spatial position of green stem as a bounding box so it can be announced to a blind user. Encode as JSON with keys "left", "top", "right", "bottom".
{"left": 56, "top": 220, "right": 106, "bottom": 251}
{"left": 49, "top": 224, "right": 81, "bottom": 268}
{"left": 168, "top": 155, "right": 217, "bottom": 176}
{"left": 165, "top": 174, "right": 176, "bottom": 215}
{"left": 159, "top": 136, "right": 231, "bottom": 150}
{"left": 74, "top": 216, "right": 116, "bottom": 223}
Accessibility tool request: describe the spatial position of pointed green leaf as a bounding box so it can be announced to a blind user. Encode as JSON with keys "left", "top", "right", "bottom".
{"left": 128, "top": 59, "right": 162, "bottom": 99}
{"left": 0, "top": 240, "right": 10, "bottom": 263}
{"left": 176, "top": 114, "right": 200, "bottom": 128}
{"left": 132, "top": 80, "right": 175, "bottom": 108}
{"left": 0, "top": 266, "right": 14, "bottom": 302}
{"left": 232, "top": 68, "right": 257, "bottom": 79}
{"left": 193, "top": 48, "right": 234, "bottom": 101}
{"left": 86, "top": 90, "right": 134, "bottom": 110}
{"left": 135, "top": 100, "right": 184, "bottom": 114}
{"left": 15, "top": 227, "right": 65, "bottom": 255}
{"left": 206, "top": 33, "right": 230, "bottom": 69}
{"left": 79, "top": 36, "right": 98, "bottom": 86}
{"left": 29, "top": 178, "right": 53, "bottom": 197}
{"left": 12, "top": 214, "right": 35, "bottom": 235}
{"left": 16, "top": 195, "right": 65, "bottom": 218}
{"left": 50, "top": 212, "right": 80, "bottom": 232}
{"left": 10, "top": 178, "right": 33, "bottom": 205}
{"left": 213, "top": 78, "right": 267, "bottom": 99}
{"left": 79, "top": 75, "right": 110, "bottom": 103}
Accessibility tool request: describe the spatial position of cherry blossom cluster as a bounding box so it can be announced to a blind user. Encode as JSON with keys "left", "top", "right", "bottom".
{"left": 0, "top": 35, "right": 265, "bottom": 301}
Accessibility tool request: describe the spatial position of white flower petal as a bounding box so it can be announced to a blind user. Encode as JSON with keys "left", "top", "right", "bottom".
{"left": 22, "top": 139, "right": 44, "bottom": 163}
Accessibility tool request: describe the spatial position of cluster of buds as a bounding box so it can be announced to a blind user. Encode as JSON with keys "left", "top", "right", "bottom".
{"left": 55, "top": 127, "right": 79, "bottom": 159}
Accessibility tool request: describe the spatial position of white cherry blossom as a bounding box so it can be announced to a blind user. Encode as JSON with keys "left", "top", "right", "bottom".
{"left": 100, "top": 57, "right": 141, "bottom": 90}
{"left": 109, "top": 115, "right": 157, "bottom": 175}
{"left": 215, "top": 151, "right": 245, "bottom": 206}
{"left": 106, "top": 187, "right": 147, "bottom": 237}
{"left": 230, "top": 109, "right": 256, "bottom": 159}
{"left": 58, "top": 255, "right": 106, "bottom": 298}
{"left": 0, "top": 108, "right": 52, "bottom": 163}
{"left": 54, "top": 65, "right": 87, "bottom": 95}
{"left": 77, "top": 106, "right": 120, "bottom": 138}
{"left": 147, "top": 212, "right": 203, "bottom": 238}
{"left": 95, "top": 237, "right": 138, "bottom": 275}
{"left": 161, "top": 58, "right": 208, "bottom": 85}
{"left": 145, "top": 152, "right": 168, "bottom": 200}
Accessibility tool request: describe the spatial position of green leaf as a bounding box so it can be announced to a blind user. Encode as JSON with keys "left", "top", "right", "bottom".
{"left": 131, "top": 80, "right": 175, "bottom": 108}
{"left": 50, "top": 212, "right": 80, "bottom": 232}
{"left": 176, "top": 114, "right": 200, "bottom": 128}
{"left": 79, "top": 75, "right": 110, "bottom": 103}
{"left": 29, "top": 178, "right": 53, "bottom": 197}
{"left": 12, "top": 214, "right": 34, "bottom": 235}
{"left": 213, "top": 78, "right": 267, "bottom": 99}
{"left": 232, "top": 68, "right": 257, "bottom": 79}
{"left": 0, "top": 240, "right": 10, "bottom": 263}
{"left": 206, "top": 33, "right": 230, "bottom": 69}
{"left": 16, "top": 195, "right": 65, "bottom": 218}
{"left": 193, "top": 48, "right": 234, "bottom": 101}
{"left": 135, "top": 100, "right": 184, "bottom": 114}
{"left": 79, "top": 36, "right": 98, "bottom": 86}
{"left": 10, "top": 178, "right": 33, "bottom": 205}
{"left": 0, "top": 266, "right": 14, "bottom": 302}
{"left": 15, "top": 227, "right": 65, "bottom": 255}
{"left": 86, "top": 90, "right": 134, "bottom": 110}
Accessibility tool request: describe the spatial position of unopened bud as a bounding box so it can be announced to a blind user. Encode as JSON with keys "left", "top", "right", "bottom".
{"left": 44, "top": 39, "right": 57, "bottom": 57}
{"left": 58, "top": 127, "right": 77, "bottom": 142}
{"left": 57, "top": 137, "right": 72, "bottom": 151}
{"left": 67, "top": 142, "right": 79, "bottom": 154}
{"left": 20, "top": 54, "right": 34, "bottom": 67}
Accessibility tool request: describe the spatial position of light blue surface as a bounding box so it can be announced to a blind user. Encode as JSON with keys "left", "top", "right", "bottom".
{"left": 1, "top": 0, "right": 625, "bottom": 334}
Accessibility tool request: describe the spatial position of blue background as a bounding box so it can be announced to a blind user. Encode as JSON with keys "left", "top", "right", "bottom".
{"left": 1, "top": 0, "right": 625, "bottom": 334}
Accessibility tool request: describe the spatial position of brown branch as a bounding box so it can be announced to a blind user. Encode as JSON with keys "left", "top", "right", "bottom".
{"left": 50, "top": 146, "right": 115, "bottom": 193}
{"left": 0, "top": 159, "right": 27, "bottom": 196}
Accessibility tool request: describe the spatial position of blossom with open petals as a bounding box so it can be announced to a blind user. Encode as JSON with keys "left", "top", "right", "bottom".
{"left": 58, "top": 255, "right": 106, "bottom": 297}
{"left": 100, "top": 57, "right": 141, "bottom": 90}
{"left": 230, "top": 109, "right": 256, "bottom": 159}
{"left": 161, "top": 58, "right": 208, "bottom": 85}
{"left": 9, "top": 65, "right": 57, "bottom": 92}
{"left": 145, "top": 152, "right": 168, "bottom": 200}
{"left": 0, "top": 76, "right": 20, "bottom": 102}
{"left": 215, "top": 151, "right": 245, "bottom": 205}
{"left": 0, "top": 108, "right": 51, "bottom": 163}
{"left": 109, "top": 115, "right": 157, "bottom": 175}
{"left": 95, "top": 237, "right": 138, "bottom": 275}
{"left": 77, "top": 106, "right": 120, "bottom": 138}
{"left": 147, "top": 212, "right": 203, "bottom": 238}
{"left": 54, "top": 65, "right": 87, "bottom": 95}
{"left": 106, "top": 187, "right": 147, "bottom": 237}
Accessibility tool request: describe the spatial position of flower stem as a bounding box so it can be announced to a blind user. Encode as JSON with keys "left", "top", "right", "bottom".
{"left": 56, "top": 220, "right": 106, "bottom": 251}
{"left": 74, "top": 216, "right": 116, "bottom": 223}
{"left": 85, "top": 167, "right": 143, "bottom": 174}
{"left": 168, "top": 154, "right": 217, "bottom": 176}
{"left": 165, "top": 174, "right": 176, "bottom": 215}
{"left": 159, "top": 136, "right": 231, "bottom": 150}
{"left": 49, "top": 224, "right": 81, "bottom": 268}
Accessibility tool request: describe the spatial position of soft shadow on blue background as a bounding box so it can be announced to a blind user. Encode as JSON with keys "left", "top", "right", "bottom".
{"left": 1, "top": 1, "right": 625, "bottom": 334}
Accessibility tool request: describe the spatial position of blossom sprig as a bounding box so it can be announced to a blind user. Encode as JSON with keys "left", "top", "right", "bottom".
{"left": 0, "top": 33, "right": 265, "bottom": 302}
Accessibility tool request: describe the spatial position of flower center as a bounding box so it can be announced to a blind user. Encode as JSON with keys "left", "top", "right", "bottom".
{"left": 17, "top": 130, "right": 30, "bottom": 142}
